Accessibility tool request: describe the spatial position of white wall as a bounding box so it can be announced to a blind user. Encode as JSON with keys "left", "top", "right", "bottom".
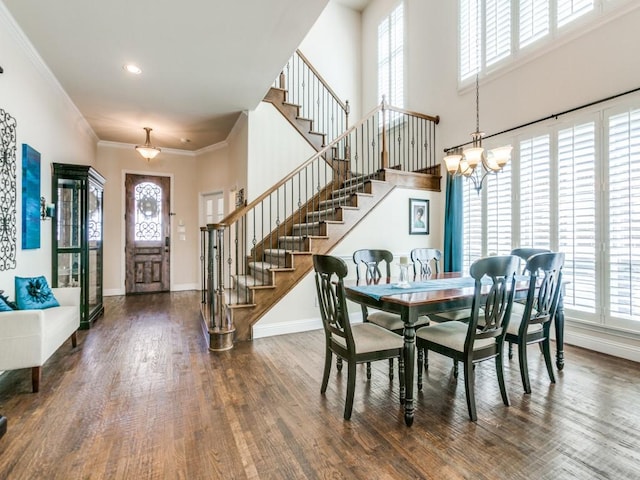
{"left": 0, "top": 5, "right": 96, "bottom": 297}
{"left": 300, "top": 0, "right": 363, "bottom": 121}
{"left": 247, "top": 102, "right": 317, "bottom": 201}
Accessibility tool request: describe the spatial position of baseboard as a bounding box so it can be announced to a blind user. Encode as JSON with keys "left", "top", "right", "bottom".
{"left": 564, "top": 322, "right": 640, "bottom": 363}
{"left": 103, "top": 285, "right": 199, "bottom": 297}
{"left": 253, "top": 311, "right": 364, "bottom": 339}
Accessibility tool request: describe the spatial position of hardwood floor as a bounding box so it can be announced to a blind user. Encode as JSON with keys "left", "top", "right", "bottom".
{"left": 0, "top": 291, "right": 638, "bottom": 479}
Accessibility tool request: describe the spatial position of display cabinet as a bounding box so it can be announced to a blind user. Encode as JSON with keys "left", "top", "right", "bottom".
{"left": 51, "top": 163, "right": 106, "bottom": 329}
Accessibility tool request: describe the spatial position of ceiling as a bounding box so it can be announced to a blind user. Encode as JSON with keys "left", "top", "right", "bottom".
{"left": 3, "top": 0, "right": 336, "bottom": 151}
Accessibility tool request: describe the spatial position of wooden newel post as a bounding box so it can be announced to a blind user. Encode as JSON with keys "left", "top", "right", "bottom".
{"left": 381, "top": 96, "right": 389, "bottom": 170}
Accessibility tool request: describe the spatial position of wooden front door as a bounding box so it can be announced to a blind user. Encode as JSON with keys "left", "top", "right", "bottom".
{"left": 125, "top": 174, "right": 171, "bottom": 294}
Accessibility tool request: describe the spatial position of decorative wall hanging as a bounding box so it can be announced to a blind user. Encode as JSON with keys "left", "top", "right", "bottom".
{"left": 0, "top": 109, "right": 17, "bottom": 270}
{"left": 409, "top": 198, "right": 429, "bottom": 235}
{"left": 22, "top": 144, "right": 41, "bottom": 249}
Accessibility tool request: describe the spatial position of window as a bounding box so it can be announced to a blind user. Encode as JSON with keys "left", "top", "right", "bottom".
{"left": 459, "top": 0, "right": 597, "bottom": 81}
{"left": 519, "top": 135, "right": 551, "bottom": 248}
{"left": 557, "top": 122, "right": 597, "bottom": 313}
{"left": 378, "top": 2, "right": 404, "bottom": 108}
{"left": 607, "top": 107, "right": 640, "bottom": 322}
{"left": 461, "top": 97, "right": 640, "bottom": 330}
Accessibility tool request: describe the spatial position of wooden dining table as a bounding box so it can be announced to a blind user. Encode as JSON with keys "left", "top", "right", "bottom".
{"left": 344, "top": 272, "right": 566, "bottom": 426}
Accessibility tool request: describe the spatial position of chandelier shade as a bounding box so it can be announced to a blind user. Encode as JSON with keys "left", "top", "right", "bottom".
{"left": 135, "top": 127, "right": 161, "bottom": 161}
{"left": 443, "top": 73, "right": 512, "bottom": 193}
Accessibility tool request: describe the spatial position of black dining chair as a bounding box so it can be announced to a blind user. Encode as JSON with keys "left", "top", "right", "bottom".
{"left": 410, "top": 248, "right": 442, "bottom": 277}
{"left": 313, "top": 254, "right": 405, "bottom": 420}
{"left": 352, "top": 249, "right": 429, "bottom": 379}
{"left": 416, "top": 255, "right": 519, "bottom": 421}
{"left": 506, "top": 251, "right": 564, "bottom": 394}
{"left": 508, "top": 247, "right": 552, "bottom": 358}
{"left": 511, "top": 248, "right": 551, "bottom": 274}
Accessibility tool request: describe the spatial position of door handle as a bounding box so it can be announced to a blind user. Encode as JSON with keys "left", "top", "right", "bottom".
{"left": 165, "top": 236, "right": 170, "bottom": 252}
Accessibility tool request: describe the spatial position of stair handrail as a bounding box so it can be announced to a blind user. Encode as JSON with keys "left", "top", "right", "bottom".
{"left": 211, "top": 102, "right": 381, "bottom": 229}
{"left": 276, "top": 49, "right": 351, "bottom": 146}
{"left": 293, "top": 49, "right": 349, "bottom": 114}
{"left": 210, "top": 101, "right": 440, "bottom": 230}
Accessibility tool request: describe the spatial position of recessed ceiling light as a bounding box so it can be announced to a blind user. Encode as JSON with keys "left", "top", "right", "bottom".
{"left": 123, "top": 64, "right": 142, "bottom": 75}
{"left": 180, "top": 138, "right": 191, "bottom": 143}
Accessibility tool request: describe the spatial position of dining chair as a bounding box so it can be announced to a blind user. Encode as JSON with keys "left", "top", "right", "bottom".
{"left": 312, "top": 254, "right": 405, "bottom": 420}
{"left": 506, "top": 251, "right": 564, "bottom": 394}
{"left": 415, "top": 255, "right": 519, "bottom": 421}
{"left": 352, "top": 249, "right": 429, "bottom": 379}
{"left": 410, "top": 248, "right": 442, "bottom": 277}
{"left": 510, "top": 248, "right": 551, "bottom": 274}
{"left": 508, "top": 247, "right": 551, "bottom": 358}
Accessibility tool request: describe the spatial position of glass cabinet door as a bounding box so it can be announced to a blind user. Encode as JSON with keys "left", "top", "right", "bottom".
{"left": 52, "top": 163, "right": 105, "bottom": 329}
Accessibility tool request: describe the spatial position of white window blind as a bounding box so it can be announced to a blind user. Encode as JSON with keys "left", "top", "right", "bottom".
{"left": 557, "top": 0, "right": 594, "bottom": 27}
{"left": 608, "top": 108, "right": 640, "bottom": 321}
{"left": 378, "top": 3, "right": 404, "bottom": 107}
{"left": 557, "top": 122, "right": 597, "bottom": 313}
{"left": 485, "top": 0, "right": 511, "bottom": 67}
{"left": 519, "top": 0, "right": 550, "bottom": 47}
{"left": 460, "top": 0, "right": 602, "bottom": 81}
{"left": 519, "top": 135, "right": 551, "bottom": 247}
{"left": 460, "top": 0, "right": 481, "bottom": 81}
{"left": 463, "top": 180, "right": 483, "bottom": 273}
{"left": 486, "top": 161, "right": 512, "bottom": 255}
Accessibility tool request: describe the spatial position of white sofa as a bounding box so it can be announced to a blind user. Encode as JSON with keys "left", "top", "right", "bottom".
{"left": 0, "top": 287, "right": 80, "bottom": 392}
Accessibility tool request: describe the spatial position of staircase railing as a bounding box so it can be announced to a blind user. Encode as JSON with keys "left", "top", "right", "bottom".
{"left": 200, "top": 100, "right": 439, "bottom": 342}
{"left": 274, "top": 49, "right": 350, "bottom": 148}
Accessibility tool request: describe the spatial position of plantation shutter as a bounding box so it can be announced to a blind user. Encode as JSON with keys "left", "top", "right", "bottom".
{"left": 460, "top": 0, "right": 481, "bottom": 81}
{"left": 608, "top": 108, "right": 640, "bottom": 321}
{"left": 378, "top": 3, "right": 404, "bottom": 108}
{"left": 519, "top": 135, "right": 551, "bottom": 248}
{"left": 519, "top": 0, "right": 550, "bottom": 47}
{"left": 486, "top": 161, "right": 512, "bottom": 255}
{"left": 557, "top": 121, "right": 597, "bottom": 313}
{"left": 463, "top": 181, "right": 483, "bottom": 273}
{"left": 485, "top": 0, "right": 511, "bottom": 67}
{"left": 557, "top": 0, "right": 594, "bottom": 27}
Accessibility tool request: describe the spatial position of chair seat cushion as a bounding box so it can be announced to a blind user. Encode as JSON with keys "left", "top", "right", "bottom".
{"left": 416, "top": 321, "right": 495, "bottom": 352}
{"left": 367, "top": 311, "right": 430, "bottom": 331}
{"left": 505, "top": 303, "right": 543, "bottom": 336}
{"left": 333, "top": 323, "right": 404, "bottom": 354}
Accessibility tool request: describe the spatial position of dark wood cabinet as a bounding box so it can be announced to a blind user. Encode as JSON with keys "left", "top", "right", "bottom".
{"left": 51, "top": 163, "right": 105, "bottom": 329}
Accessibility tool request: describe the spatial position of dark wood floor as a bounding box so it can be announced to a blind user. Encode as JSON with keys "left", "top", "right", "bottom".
{"left": 0, "top": 291, "right": 638, "bottom": 479}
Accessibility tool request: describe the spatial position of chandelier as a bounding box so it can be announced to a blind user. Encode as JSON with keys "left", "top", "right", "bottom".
{"left": 135, "top": 127, "right": 161, "bottom": 161}
{"left": 443, "top": 73, "right": 512, "bottom": 194}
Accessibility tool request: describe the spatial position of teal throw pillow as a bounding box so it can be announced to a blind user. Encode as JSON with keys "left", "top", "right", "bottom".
{"left": 0, "top": 296, "right": 13, "bottom": 312}
{"left": 15, "top": 276, "right": 60, "bottom": 310}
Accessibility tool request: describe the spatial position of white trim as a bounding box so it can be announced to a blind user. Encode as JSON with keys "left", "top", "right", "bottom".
{"left": 98, "top": 140, "right": 197, "bottom": 157}
{"left": 253, "top": 311, "right": 365, "bottom": 339}
{"left": 564, "top": 322, "right": 640, "bottom": 363}
{"left": 171, "top": 284, "right": 199, "bottom": 292}
{"left": 103, "top": 288, "right": 125, "bottom": 297}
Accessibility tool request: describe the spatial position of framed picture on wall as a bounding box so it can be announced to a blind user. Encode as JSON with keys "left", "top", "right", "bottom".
{"left": 409, "top": 198, "right": 429, "bottom": 235}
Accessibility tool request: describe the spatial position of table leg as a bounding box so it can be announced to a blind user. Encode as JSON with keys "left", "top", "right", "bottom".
{"left": 403, "top": 309, "right": 417, "bottom": 427}
{"left": 555, "top": 293, "right": 565, "bottom": 371}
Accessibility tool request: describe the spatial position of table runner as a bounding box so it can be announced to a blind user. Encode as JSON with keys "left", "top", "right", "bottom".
{"left": 349, "top": 277, "right": 478, "bottom": 301}
{"left": 349, "top": 275, "right": 528, "bottom": 301}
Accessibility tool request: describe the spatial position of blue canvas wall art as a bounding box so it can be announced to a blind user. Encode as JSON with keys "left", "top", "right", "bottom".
{"left": 22, "top": 143, "right": 40, "bottom": 249}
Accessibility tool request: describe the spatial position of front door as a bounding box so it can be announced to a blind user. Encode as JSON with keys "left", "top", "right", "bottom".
{"left": 125, "top": 174, "right": 171, "bottom": 294}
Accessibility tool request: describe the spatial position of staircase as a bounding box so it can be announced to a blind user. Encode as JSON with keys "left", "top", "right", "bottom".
{"left": 229, "top": 172, "right": 394, "bottom": 341}
{"left": 200, "top": 51, "right": 440, "bottom": 349}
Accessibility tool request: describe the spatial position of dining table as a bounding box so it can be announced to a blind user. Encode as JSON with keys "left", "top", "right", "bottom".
{"left": 344, "top": 272, "right": 565, "bottom": 426}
